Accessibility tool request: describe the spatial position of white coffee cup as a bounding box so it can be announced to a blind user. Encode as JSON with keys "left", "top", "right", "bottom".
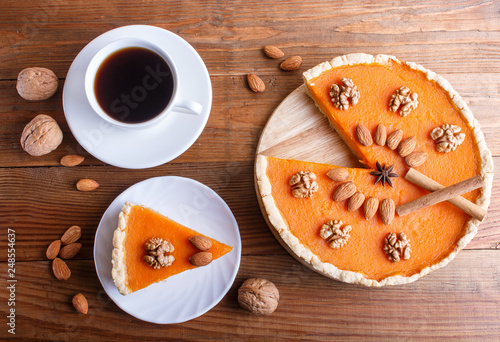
{"left": 85, "top": 38, "right": 202, "bottom": 129}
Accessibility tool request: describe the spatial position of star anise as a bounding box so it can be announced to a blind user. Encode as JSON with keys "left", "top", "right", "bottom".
{"left": 369, "top": 161, "right": 399, "bottom": 187}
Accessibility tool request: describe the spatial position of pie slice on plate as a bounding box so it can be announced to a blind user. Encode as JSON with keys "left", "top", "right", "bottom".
{"left": 111, "top": 202, "right": 233, "bottom": 295}
{"left": 256, "top": 53, "right": 493, "bottom": 286}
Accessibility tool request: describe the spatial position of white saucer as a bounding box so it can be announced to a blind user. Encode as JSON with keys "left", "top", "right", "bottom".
{"left": 63, "top": 25, "right": 212, "bottom": 169}
{"left": 94, "top": 176, "right": 241, "bottom": 324}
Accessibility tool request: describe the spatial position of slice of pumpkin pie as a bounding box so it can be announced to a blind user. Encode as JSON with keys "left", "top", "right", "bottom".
{"left": 111, "top": 202, "right": 233, "bottom": 295}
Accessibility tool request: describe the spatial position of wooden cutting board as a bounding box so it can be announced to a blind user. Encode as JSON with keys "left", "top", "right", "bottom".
{"left": 254, "top": 85, "right": 363, "bottom": 280}
{"left": 256, "top": 85, "right": 361, "bottom": 168}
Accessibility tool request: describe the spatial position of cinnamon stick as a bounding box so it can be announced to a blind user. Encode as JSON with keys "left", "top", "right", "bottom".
{"left": 396, "top": 171, "right": 485, "bottom": 219}
{"left": 403, "top": 169, "right": 487, "bottom": 221}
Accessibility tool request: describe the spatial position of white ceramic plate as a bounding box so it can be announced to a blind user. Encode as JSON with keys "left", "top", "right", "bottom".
{"left": 94, "top": 176, "right": 241, "bottom": 324}
{"left": 62, "top": 25, "right": 212, "bottom": 169}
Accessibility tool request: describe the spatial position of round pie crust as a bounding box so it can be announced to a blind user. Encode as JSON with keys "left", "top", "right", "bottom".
{"left": 255, "top": 53, "right": 493, "bottom": 286}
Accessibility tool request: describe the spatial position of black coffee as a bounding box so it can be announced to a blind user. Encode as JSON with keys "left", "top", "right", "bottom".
{"left": 94, "top": 47, "right": 174, "bottom": 123}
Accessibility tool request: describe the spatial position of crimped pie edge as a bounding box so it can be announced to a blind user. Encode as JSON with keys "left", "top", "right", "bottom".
{"left": 111, "top": 201, "right": 133, "bottom": 295}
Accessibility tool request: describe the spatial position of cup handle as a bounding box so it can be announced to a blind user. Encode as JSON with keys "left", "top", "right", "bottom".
{"left": 172, "top": 99, "right": 203, "bottom": 115}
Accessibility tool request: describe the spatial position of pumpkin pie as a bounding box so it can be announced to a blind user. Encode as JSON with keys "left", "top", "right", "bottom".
{"left": 111, "top": 202, "right": 233, "bottom": 295}
{"left": 256, "top": 53, "right": 493, "bottom": 286}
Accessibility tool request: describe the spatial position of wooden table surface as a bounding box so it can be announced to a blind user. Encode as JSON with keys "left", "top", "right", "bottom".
{"left": 1, "top": 0, "right": 499, "bottom": 340}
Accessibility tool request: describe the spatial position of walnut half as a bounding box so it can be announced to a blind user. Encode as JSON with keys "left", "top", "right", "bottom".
{"left": 289, "top": 171, "right": 318, "bottom": 198}
{"left": 430, "top": 124, "right": 465, "bottom": 153}
{"left": 383, "top": 232, "right": 411, "bottom": 263}
{"left": 330, "top": 78, "right": 360, "bottom": 110}
{"left": 143, "top": 237, "right": 175, "bottom": 269}
{"left": 389, "top": 87, "right": 418, "bottom": 117}
{"left": 319, "top": 220, "right": 352, "bottom": 249}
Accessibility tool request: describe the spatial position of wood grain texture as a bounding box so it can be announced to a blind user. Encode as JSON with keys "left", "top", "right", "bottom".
{"left": 0, "top": 0, "right": 499, "bottom": 339}
{"left": 256, "top": 85, "right": 361, "bottom": 166}
{"left": 1, "top": 0, "right": 500, "bottom": 77}
{"left": 1, "top": 252, "right": 499, "bottom": 341}
{"left": 0, "top": 159, "right": 499, "bottom": 263}
{"left": 0, "top": 162, "right": 281, "bottom": 262}
{"left": 0, "top": 72, "right": 499, "bottom": 168}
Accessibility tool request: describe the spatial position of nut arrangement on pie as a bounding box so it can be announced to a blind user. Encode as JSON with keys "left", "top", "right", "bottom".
{"left": 111, "top": 202, "right": 233, "bottom": 295}
{"left": 256, "top": 53, "right": 493, "bottom": 286}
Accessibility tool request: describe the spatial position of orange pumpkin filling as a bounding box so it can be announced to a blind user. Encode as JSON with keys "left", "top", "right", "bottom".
{"left": 265, "top": 157, "right": 479, "bottom": 281}
{"left": 123, "top": 204, "right": 233, "bottom": 293}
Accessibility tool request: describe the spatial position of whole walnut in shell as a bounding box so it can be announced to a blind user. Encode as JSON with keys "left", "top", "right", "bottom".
{"left": 21, "top": 114, "right": 63, "bottom": 156}
{"left": 238, "top": 278, "right": 279, "bottom": 315}
{"left": 16, "top": 67, "right": 58, "bottom": 101}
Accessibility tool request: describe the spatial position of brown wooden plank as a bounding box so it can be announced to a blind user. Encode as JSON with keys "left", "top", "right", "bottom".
{"left": 0, "top": 0, "right": 500, "bottom": 79}
{"left": 0, "top": 162, "right": 278, "bottom": 262}
{"left": 0, "top": 71, "right": 499, "bottom": 168}
{"left": 0, "top": 159, "right": 498, "bottom": 263}
{"left": 0, "top": 251, "right": 499, "bottom": 340}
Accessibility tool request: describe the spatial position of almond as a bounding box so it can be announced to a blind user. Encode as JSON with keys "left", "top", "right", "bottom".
{"left": 363, "top": 197, "right": 379, "bottom": 220}
{"left": 280, "top": 56, "right": 302, "bottom": 71}
{"left": 247, "top": 73, "right": 265, "bottom": 93}
{"left": 61, "top": 225, "right": 81, "bottom": 245}
{"left": 189, "top": 251, "right": 213, "bottom": 267}
{"left": 60, "top": 154, "right": 84, "bottom": 167}
{"left": 332, "top": 181, "right": 356, "bottom": 202}
{"left": 59, "top": 243, "right": 82, "bottom": 259}
{"left": 380, "top": 198, "right": 395, "bottom": 225}
{"left": 405, "top": 151, "right": 428, "bottom": 167}
{"left": 397, "top": 136, "right": 416, "bottom": 157}
{"left": 386, "top": 129, "right": 403, "bottom": 150}
{"left": 189, "top": 236, "right": 212, "bottom": 251}
{"left": 46, "top": 240, "right": 61, "bottom": 260}
{"left": 263, "top": 45, "right": 284, "bottom": 59}
{"left": 76, "top": 179, "right": 99, "bottom": 192}
{"left": 326, "top": 168, "right": 349, "bottom": 182}
{"left": 374, "top": 124, "right": 387, "bottom": 146}
{"left": 72, "top": 293, "right": 88, "bottom": 314}
{"left": 52, "top": 257, "right": 71, "bottom": 280}
{"left": 356, "top": 123, "right": 373, "bottom": 146}
{"left": 347, "top": 191, "right": 365, "bottom": 212}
